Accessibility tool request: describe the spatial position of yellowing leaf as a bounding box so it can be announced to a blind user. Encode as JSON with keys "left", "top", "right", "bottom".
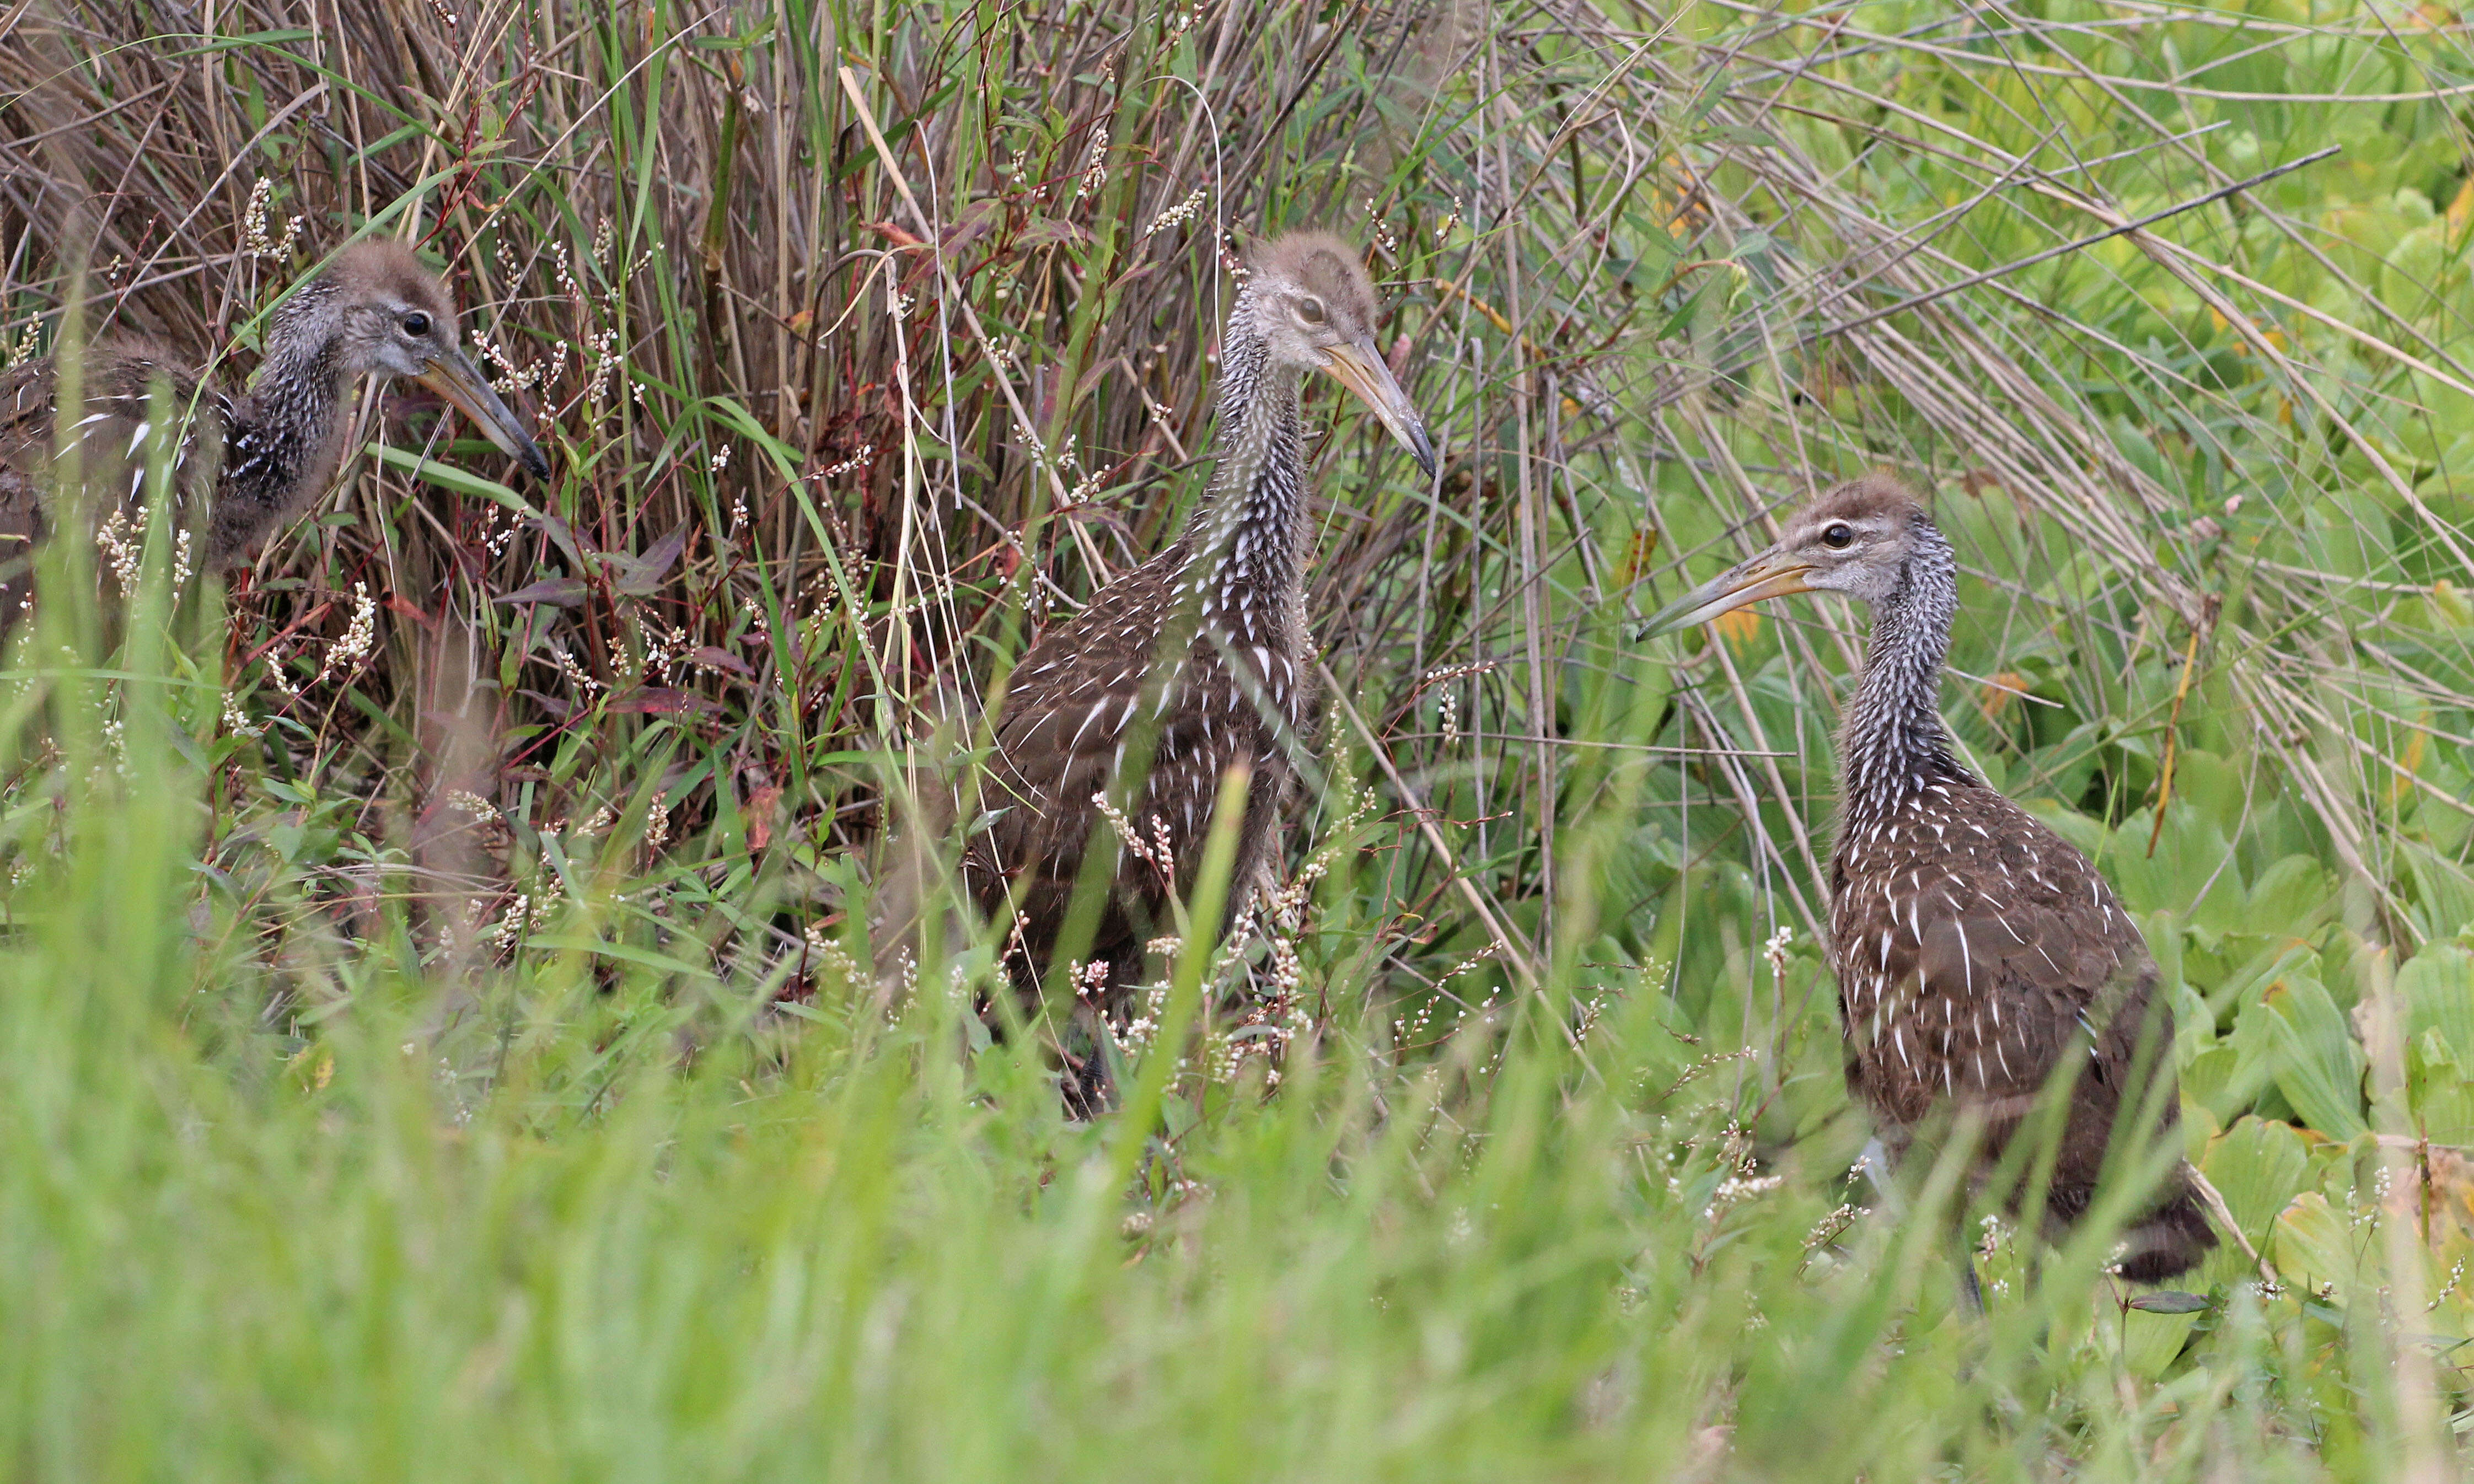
{"left": 1713, "top": 607, "right": 1762, "bottom": 649}
{"left": 1976, "top": 671, "right": 2030, "bottom": 723}
{"left": 2432, "top": 579, "right": 2472, "bottom": 627}
{"left": 287, "top": 1044, "right": 334, "bottom": 1092}
{"left": 2393, "top": 725, "right": 2429, "bottom": 805}
{"left": 1616, "top": 526, "right": 1660, "bottom": 587}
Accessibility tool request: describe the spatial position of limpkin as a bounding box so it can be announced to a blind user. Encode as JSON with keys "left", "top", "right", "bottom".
{"left": 1, "top": 240, "right": 549, "bottom": 618}
{"left": 1643, "top": 476, "right": 2214, "bottom": 1283}
{"left": 941, "top": 229, "right": 1433, "bottom": 1107}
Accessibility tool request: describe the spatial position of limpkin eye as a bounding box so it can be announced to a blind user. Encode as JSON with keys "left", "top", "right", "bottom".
{"left": 1294, "top": 295, "right": 1327, "bottom": 327}
{"left": 400, "top": 311, "right": 432, "bottom": 337}
{"left": 1822, "top": 521, "right": 1854, "bottom": 549}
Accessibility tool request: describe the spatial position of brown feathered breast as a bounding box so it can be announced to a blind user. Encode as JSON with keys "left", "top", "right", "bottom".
{"left": 1832, "top": 775, "right": 2212, "bottom": 1282}
{"left": 966, "top": 530, "right": 1308, "bottom": 998}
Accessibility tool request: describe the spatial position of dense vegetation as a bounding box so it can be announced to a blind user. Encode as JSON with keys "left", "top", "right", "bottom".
{"left": 5, "top": 0, "right": 2474, "bottom": 1476}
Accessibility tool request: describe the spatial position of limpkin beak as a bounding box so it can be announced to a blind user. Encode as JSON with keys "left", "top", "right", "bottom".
{"left": 415, "top": 346, "right": 553, "bottom": 480}
{"left": 1321, "top": 336, "right": 1437, "bottom": 478}
{"left": 1636, "top": 552, "right": 1817, "bottom": 638}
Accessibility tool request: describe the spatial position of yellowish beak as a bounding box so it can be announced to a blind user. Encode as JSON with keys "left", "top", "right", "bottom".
{"left": 1636, "top": 553, "right": 1817, "bottom": 637}
{"left": 415, "top": 346, "right": 552, "bottom": 479}
{"left": 1319, "top": 337, "right": 1437, "bottom": 477}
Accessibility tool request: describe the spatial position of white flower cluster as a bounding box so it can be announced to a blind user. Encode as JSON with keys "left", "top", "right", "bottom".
{"left": 96, "top": 508, "right": 143, "bottom": 591}
{"left": 476, "top": 336, "right": 543, "bottom": 394}
{"left": 802, "top": 924, "right": 860, "bottom": 992}
{"left": 1077, "top": 122, "right": 1110, "bottom": 198}
{"left": 821, "top": 443, "right": 874, "bottom": 479}
{"left": 486, "top": 892, "right": 553, "bottom": 950}
{"left": 242, "top": 178, "right": 304, "bottom": 262}
{"left": 316, "top": 583, "right": 377, "bottom": 682}
{"left": 1142, "top": 186, "right": 1208, "bottom": 239}
{"left": 550, "top": 645, "right": 600, "bottom": 696}
{"left": 1364, "top": 197, "right": 1398, "bottom": 256}
{"left": 1111, "top": 982, "right": 1171, "bottom": 1060}
{"left": 1761, "top": 924, "right": 1794, "bottom": 979}
{"left": 219, "top": 690, "right": 263, "bottom": 740}
{"left": 585, "top": 329, "right": 623, "bottom": 403}
{"left": 1092, "top": 792, "right": 1175, "bottom": 879}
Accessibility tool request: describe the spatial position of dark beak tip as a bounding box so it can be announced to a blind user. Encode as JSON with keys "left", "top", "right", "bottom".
{"left": 520, "top": 444, "right": 552, "bottom": 480}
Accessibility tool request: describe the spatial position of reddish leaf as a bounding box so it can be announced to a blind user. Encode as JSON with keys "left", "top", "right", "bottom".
{"left": 528, "top": 513, "right": 586, "bottom": 566}
{"left": 497, "top": 577, "right": 588, "bottom": 607}
{"left": 381, "top": 592, "right": 439, "bottom": 631}
{"left": 747, "top": 783, "right": 781, "bottom": 851}
{"left": 1018, "top": 216, "right": 1088, "bottom": 250}
{"left": 690, "top": 646, "right": 754, "bottom": 678}
{"left": 605, "top": 523, "right": 689, "bottom": 596}
{"left": 863, "top": 219, "right": 927, "bottom": 250}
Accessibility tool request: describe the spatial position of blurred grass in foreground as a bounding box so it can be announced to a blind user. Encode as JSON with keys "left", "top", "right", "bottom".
{"left": 0, "top": 533, "right": 2445, "bottom": 1481}
{"left": 0, "top": 775, "right": 2385, "bottom": 1480}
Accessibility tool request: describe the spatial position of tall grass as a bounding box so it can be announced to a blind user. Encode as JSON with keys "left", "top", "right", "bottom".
{"left": 6, "top": 0, "right": 2474, "bottom": 1476}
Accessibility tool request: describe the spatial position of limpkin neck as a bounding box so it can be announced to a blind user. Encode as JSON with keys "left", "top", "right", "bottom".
{"left": 222, "top": 281, "right": 353, "bottom": 538}
{"left": 1180, "top": 283, "right": 1307, "bottom": 647}
{"left": 1840, "top": 517, "right": 1968, "bottom": 820}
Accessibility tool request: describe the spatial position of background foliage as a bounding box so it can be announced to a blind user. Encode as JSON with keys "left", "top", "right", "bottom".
{"left": 7, "top": 0, "right": 2474, "bottom": 1477}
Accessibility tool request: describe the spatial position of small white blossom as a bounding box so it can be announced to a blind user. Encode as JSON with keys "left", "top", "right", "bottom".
{"left": 1077, "top": 121, "right": 1110, "bottom": 198}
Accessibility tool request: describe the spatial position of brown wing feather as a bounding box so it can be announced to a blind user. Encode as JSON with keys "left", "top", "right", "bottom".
{"left": 0, "top": 361, "right": 54, "bottom": 620}
{"left": 963, "top": 540, "right": 1295, "bottom": 991}
{"left": 1833, "top": 776, "right": 2213, "bottom": 1277}
{"left": 969, "top": 549, "right": 1187, "bottom": 970}
{"left": 0, "top": 345, "right": 223, "bottom": 625}
{"left": 1836, "top": 782, "right": 2156, "bottom": 1128}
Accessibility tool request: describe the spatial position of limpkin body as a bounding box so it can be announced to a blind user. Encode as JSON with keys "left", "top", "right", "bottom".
{"left": 1646, "top": 476, "right": 2213, "bottom": 1282}
{"left": 952, "top": 230, "right": 1432, "bottom": 1101}
{"left": 1, "top": 241, "right": 548, "bottom": 619}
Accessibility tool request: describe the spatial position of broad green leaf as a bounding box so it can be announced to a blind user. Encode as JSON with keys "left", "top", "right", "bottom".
{"left": 2254, "top": 976, "right": 2369, "bottom": 1140}
{"left": 2399, "top": 840, "right": 2474, "bottom": 945}
{"left": 2248, "top": 856, "right": 2338, "bottom": 937}
{"left": 2399, "top": 944, "right": 2474, "bottom": 1062}
{"left": 2273, "top": 1192, "right": 2371, "bottom": 1300}
{"left": 2181, "top": 1044, "right": 2247, "bottom": 1130}
{"left": 2120, "top": 1305, "right": 2198, "bottom": 1378}
{"left": 2408, "top": 1032, "right": 2474, "bottom": 1146}
{"left": 2202, "top": 1115, "right": 2314, "bottom": 1250}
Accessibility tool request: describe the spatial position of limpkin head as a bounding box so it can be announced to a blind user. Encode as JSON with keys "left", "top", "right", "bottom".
{"left": 285, "top": 241, "right": 551, "bottom": 479}
{"left": 1639, "top": 476, "right": 1933, "bottom": 635}
{"left": 1244, "top": 230, "right": 1436, "bottom": 476}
